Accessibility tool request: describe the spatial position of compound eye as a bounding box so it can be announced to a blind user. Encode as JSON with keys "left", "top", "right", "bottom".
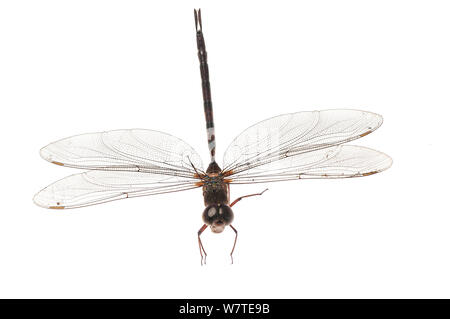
{"left": 202, "top": 204, "right": 219, "bottom": 224}
{"left": 218, "top": 205, "right": 234, "bottom": 225}
{"left": 207, "top": 206, "right": 217, "bottom": 218}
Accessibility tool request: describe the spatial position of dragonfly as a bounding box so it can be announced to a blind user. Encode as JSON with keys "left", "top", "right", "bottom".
{"left": 34, "top": 9, "right": 392, "bottom": 265}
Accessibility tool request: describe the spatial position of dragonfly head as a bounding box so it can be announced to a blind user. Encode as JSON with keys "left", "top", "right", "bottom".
{"left": 202, "top": 204, "right": 234, "bottom": 233}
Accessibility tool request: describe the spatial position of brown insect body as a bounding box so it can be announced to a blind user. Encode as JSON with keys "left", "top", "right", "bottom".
{"left": 33, "top": 9, "right": 391, "bottom": 266}
{"left": 201, "top": 161, "right": 233, "bottom": 233}
{"left": 194, "top": 9, "right": 267, "bottom": 264}
{"left": 202, "top": 161, "right": 229, "bottom": 206}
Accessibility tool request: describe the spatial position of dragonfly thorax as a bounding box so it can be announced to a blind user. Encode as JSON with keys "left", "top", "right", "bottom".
{"left": 202, "top": 175, "right": 229, "bottom": 206}
{"left": 202, "top": 204, "right": 234, "bottom": 233}
{"left": 202, "top": 161, "right": 230, "bottom": 206}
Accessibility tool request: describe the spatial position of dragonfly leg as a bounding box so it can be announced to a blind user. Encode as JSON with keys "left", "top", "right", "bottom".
{"left": 198, "top": 224, "right": 208, "bottom": 265}
{"left": 229, "top": 224, "right": 238, "bottom": 264}
{"left": 230, "top": 188, "right": 268, "bottom": 207}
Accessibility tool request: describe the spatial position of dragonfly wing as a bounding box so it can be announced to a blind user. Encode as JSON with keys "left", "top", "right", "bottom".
{"left": 34, "top": 170, "right": 202, "bottom": 209}
{"left": 40, "top": 129, "right": 203, "bottom": 178}
{"left": 222, "top": 109, "right": 383, "bottom": 175}
{"left": 225, "top": 145, "right": 392, "bottom": 183}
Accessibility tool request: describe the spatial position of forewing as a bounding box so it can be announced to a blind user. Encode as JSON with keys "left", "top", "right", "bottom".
{"left": 34, "top": 170, "right": 201, "bottom": 209}
{"left": 226, "top": 145, "right": 392, "bottom": 184}
{"left": 223, "top": 109, "right": 383, "bottom": 174}
{"left": 40, "top": 129, "right": 203, "bottom": 178}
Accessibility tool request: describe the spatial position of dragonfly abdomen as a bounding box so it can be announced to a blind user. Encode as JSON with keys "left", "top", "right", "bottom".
{"left": 195, "top": 9, "right": 216, "bottom": 162}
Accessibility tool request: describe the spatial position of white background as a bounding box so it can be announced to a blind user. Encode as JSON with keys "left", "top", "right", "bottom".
{"left": 0, "top": 0, "right": 449, "bottom": 298}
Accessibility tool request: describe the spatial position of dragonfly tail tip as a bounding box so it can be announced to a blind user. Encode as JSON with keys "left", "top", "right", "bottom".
{"left": 194, "top": 8, "right": 202, "bottom": 32}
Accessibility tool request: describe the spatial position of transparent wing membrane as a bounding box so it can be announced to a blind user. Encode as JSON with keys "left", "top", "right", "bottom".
{"left": 222, "top": 109, "right": 391, "bottom": 183}
{"left": 34, "top": 170, "right": 201, "bottom": 209}
{"left": 35, "top": 129, "right": 204, "bottom": 209}
{"left": 35, "top": 110, "right": 391, "bottom": 209}
{"left": 40, "top": 129, "right": 204, "bottom": 178}
{"left": 226, "top": 145, "right": 392, "bottom": 184}
{"left": 223, "top": 109, "right": 384, "bottom": 175}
